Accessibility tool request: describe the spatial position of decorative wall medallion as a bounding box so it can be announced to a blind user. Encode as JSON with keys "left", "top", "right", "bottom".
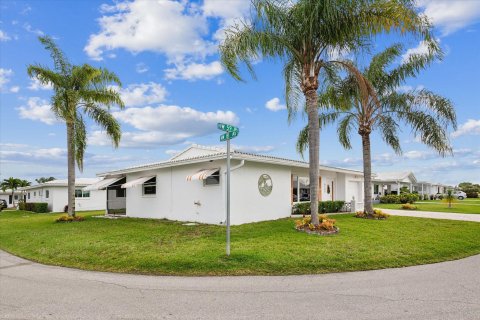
{"left": 258, "top": 174, "right": 273, "bottom": 196}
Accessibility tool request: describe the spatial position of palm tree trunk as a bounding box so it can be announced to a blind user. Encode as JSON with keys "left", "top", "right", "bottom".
{"left": 66, "top": 122, "right": 76, "bottom": 217}
{"left": 361, "top": 133, "right": 374, "bottom": 215}
{"left": 306, "top": 89, "right": 320, "bottom": 225}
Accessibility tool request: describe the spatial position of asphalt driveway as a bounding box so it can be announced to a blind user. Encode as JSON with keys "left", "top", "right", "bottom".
{"left": 1, "top": 250, "right": 479, "bottom": 319}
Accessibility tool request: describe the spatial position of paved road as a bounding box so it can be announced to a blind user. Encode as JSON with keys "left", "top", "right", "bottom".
{"left": 378, "top": 208, "right": 480, "bottom": 222}
{"left": 1, "top": 251, "right": 479, "bottom": 319}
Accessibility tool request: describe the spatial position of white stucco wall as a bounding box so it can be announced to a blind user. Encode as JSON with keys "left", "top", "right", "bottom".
{"left": 230, "top": 161, "right": 292, "bottom": 225}
{"left": 125, "top": 160, "right": 226, "bottom": 224}
{"left": 25, "top": 186, "right": 105, "bottom": 212}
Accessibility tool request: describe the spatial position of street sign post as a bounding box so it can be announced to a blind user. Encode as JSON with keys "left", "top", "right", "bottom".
{"left": 217, "top": 123, "right": 239, "bottom": 256}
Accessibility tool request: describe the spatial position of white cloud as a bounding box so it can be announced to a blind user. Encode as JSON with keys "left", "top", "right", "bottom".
{"left": 135, "top": 62, "right": 149, "bottom": 74}
{"left": 28, "top": 77, "right": 53, "bottom": 91}
{"left": 84, "top": 0, "right": 213, "bottom": 61}
{"left": 17, "top": 97, "right": 58, "bottom": 125}
{"left": 0, "top": 147, "right": 67, "bottom": 164}
{"left": 90, "top": 104, "right": 239, "bottom": 147}
{"left": 417, "top": 0, "right": 480, "bottom": 36}
{"left": 9, "top": 86, "right": 20, "bottom": 93}
{"left": 165, "top": 149, "right": 181, "bottom": 156}
{"left": 202, "top": 0, "right": 250, "bottom": 41}
{"left": 397, "top": 84, "right": 425, "bottom": 93}
{"left": 401, "top": 40, "right": 433, "bottom": 63}
{"left": 23, "top": 23, "right": 44, "bottom": 36}
{"left": 0, "top": 68, "right": 13, "bottom": 91}
{"left": 0, "top": 29, "right": 11, "bottom": 41}
{"left": 164, "top": 61, "right": 223, "bottom": 80}
{"left": 116, "top": 82, "right": 168, "bottom": 107}
{"left": 265, "top": 97, "right": 286, "bottom": 112}
{"left": 452, "top": 119, "right": 480, "bottom": 138}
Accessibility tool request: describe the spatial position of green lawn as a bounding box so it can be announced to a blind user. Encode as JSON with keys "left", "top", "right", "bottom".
{"left": 1, "top": 210, "right": 479, "bottom": 276}
{"left": 375, "top": 199, "right": 480, "bottom": 214}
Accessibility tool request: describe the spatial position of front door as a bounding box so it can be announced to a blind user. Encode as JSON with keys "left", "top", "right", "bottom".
{"left": 322, "top": 178, "right": 334, "bottom": 201}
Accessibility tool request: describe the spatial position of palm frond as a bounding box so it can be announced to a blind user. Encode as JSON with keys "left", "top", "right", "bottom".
{"left": 83, "top": 104, "right": 121, "bottom": 147}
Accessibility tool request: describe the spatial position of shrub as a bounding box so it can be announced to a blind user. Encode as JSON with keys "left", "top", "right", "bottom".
{"left": 318, "top": 201, "right": 345, "bottom": 213}
{"left": 401, "top": 203, "right": 417, "bottom": 210}
{"left": 56, "top": 214, "right": 85, "bottom": 223}
{"left": 466, "top": 191, "right": 478, "bottom": 198}
{"left": 379, "top": 194, "right": 399, "bottom": 203}
{"left": 19, "top": 202, "right": 50, "bottom": 213}
{"left": 355, "top": 208, "right": 389, "bottom": 219}
{"left": 292, "top": 201, "right": 346, "bottom": 215}
{"left": 381, "top": 193, "right": 418, "bottom": 204}
{"left": 295, "top": 214, "right": 337, "bottom": 232}
{"left": 399, "top": 193, "right": 419, "bottom": 204}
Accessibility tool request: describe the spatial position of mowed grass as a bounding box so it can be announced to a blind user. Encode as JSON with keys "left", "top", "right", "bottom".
{"left": 1, "top": 210, "right": 480, "bottom": 276}
{"left": 375, "top": 199, "right": 480, "bottom": 214}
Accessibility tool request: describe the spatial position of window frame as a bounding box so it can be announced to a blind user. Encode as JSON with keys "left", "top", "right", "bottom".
{"left": 142, "top": 177, "right": 157, "bottom": 196}
{"left": 203, "top": 170, "right": 220, "bottom": 186}
{"left": 45, "top": 190, "right": 49, "bottom": 198}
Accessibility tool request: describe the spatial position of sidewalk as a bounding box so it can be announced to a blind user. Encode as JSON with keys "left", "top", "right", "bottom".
{"left": 377, "top": 208, "right": 480, "bottom": 222}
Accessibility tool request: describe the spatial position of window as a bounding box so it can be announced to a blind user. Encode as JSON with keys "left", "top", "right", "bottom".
{"left": 39, "top": 190, "right": 43, "bottom": 197}
{"left": 14, "top": 195, "right": 18, "bottom": 200}
{"left": 28, "top": 192, "right": 30, "bottom": 199}
{"left": 374, "top": 184, "right": 379, "bottom": 194}
{"left": 46, "top": 190, "right": 49, "bottom": 198}
{"left": 34, "top": 192, "right": 36, "bottom": 197}
{"left": 75, "top": 189, "right": 90, "bottom": 198}
{"left": 142, "top": 177, "right": 156, "bottom": 195}
{"left": 204, "top": 170, "right": 220, "bottom": 186}
{"left": 116, "top": 188, "right": 126, "bottom": 198}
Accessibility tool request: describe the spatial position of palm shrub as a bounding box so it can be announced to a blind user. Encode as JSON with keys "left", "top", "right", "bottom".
{"left": 443, "top": 189, "right": 456, "bottom": 208}
{"left": 220, "top": 0, "right": 434, "bottom": 225}
{"left": 297, "top": 44, "right": 456, "bottom": 216}
{"left": 27, "top": 36, "right": 124, "bottom": 217}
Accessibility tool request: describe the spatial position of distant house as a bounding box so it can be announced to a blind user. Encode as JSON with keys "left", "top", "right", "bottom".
{"left": 21, "top": 178, "right": 106, "bottom": 212}
{"left": 0, "top": 189, "right": 23, "bottom": 208}
{"left": 372, "top": 171, "right": 450, "bottom": 198}
{"left": 372, "top": 171, "right": 417, "bottom": 197}
{"left": 90, "top": 145, "right": 365, "bottom": 225}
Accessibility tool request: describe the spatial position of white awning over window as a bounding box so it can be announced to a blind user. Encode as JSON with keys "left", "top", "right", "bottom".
{"left": 83, "top": 177, "right": 124, "bottom": 191}
{"left": 121, "top": 176, "right": 155, "bottom": 189}
{"left": 186, "top": 168, "right": 219, "bottom": 181}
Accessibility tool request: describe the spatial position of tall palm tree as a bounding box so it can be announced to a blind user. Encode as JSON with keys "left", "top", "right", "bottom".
{"left": 297, "top": 44, "right": 457, "bottom": 215}
{"left": 1, "top": 177, "right": 21, "bottom": 207}
{"left": 220, "top": 0, "right": 435, "bottom": 225}
{"left": 27, "top": 36, "right": 124, "bottom": 217}
{"left": 18, "top": 180, "right": 31, "bottom": 202}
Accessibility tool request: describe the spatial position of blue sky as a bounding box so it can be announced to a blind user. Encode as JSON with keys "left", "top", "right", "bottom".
{"left": 0, "top": 0, "right": 479, "bottom": 185}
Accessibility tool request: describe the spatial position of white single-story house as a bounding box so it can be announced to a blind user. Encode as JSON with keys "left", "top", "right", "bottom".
{"left": 372, "top": 171, "right": 451, "bottom": 199}
{"left": 0, "top": 189, "right": 23, "bottom": 208}
{"left": 92, "top": 145, "right": 365, "bottom": 225}
{"left": 21, "top": 178, "right": 106, "bottom": 212}
{"left": 372, "top": 171, "right": 417, "bottom": 198}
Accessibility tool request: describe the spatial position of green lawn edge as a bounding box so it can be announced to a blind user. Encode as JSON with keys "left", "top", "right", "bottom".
{"left": 1, "top": 210, "right": 479, "bottom": 276}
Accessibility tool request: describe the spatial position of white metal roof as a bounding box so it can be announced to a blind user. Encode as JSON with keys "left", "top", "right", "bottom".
{"left": 21, "top": 178, "right": 102, "bottom": 190}
{"left": 98, "top": 145, "right": 364, "bottom": 177}
{"left": 373, "top": 171, "right": 417, "bottom": 183}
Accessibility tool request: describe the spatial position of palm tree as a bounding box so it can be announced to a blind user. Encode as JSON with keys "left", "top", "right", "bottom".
{"left": 1, "top": 177, "right": 21, "bottom": 207}
{"left": 27, "top": 36, "right": 124, "bottom": 217}
{"left": 35, "top": 177, "right": 56, "bottom": 184}
{"left": 219, "top": 0, "right": 435, "bottom": 225}
{"left": 18, "top": 180, "right": 31, "bottom": 202}
{"left": 297, "top": 44, "right": 457, "bottom": 216}
{"left": 443, "top": 189, "right": 456, "bottom": 208}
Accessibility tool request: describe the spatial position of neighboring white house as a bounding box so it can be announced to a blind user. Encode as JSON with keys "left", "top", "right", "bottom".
{"left": 0, "top": 189, "right": 23, "bottom": 208}
{"left": 372, "top": 171, "right": 417, "bottom": 198}
{"left": 372, "top": 171, "right": 450, "bottom": 199}
{"left": 22, "top": 178, "right": 106, "bottom": 212}
{"left": 92, "top": 145, "right": 364, "bottom": 225}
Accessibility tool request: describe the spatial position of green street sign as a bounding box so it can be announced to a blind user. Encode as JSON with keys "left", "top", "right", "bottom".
{"left": 220, "top": 130, "right": 239, "bottom": 141}
{"left": 217, "top": 123, "right": 239, "bottom": 133}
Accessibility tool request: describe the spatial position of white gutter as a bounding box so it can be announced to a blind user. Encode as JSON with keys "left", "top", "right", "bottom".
{"left": 230, "top": 160, "right": 245, "bottom": 172}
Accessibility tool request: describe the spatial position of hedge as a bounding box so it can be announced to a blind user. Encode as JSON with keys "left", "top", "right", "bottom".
{"left": 379, "top": 193, "right": 419, "bottom": 204}
{"left": 18, "top": 202, "right": 50, "bottom": 213}
{"left": 292, "top": 200, "right": 346, "bottom": 215}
